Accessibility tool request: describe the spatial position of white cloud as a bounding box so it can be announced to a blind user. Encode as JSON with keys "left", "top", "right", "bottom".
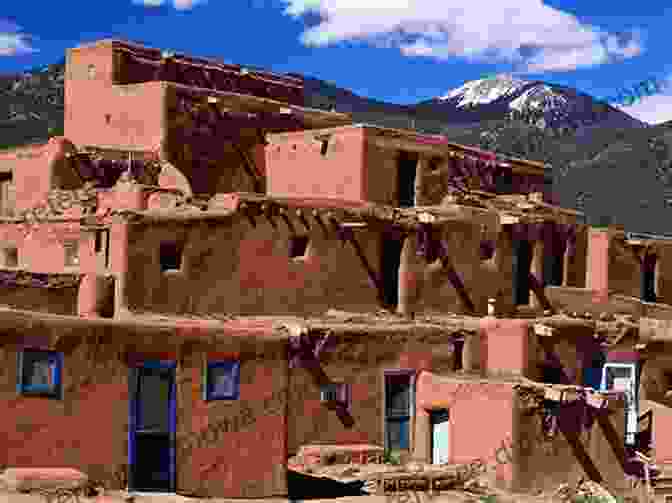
{"left": 617, "top": 75, "right": 672, "bottom": 125}
{"left": 132, "top": 0, "right": 206, "bottom": 9}
{"left": 281, "top": 0, "right": 643, "bottom": 73}
{"left": 0, "top": 21, "right": 36, "bottom": 56}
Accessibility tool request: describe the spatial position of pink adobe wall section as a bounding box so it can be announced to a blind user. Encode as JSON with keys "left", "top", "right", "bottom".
{"left": 480, "top": 318, "right": 535, "bottom": 378}
{"left": 0, "top": 137, "right": 78, "bottom": 213}
{"left": 586, "top": 228, "right": 610, "bottom": 303}
{"left": 65, "top": 43, "right": 165, "bottom": 151}
{"left": 265, "top": 127, "right": 366, "bottom": 201}
{"left": 415, "top": 371, "right": 516, "bottom": 488}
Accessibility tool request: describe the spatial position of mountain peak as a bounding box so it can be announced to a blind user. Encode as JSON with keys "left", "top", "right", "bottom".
{"left": 432, "top": 75, "right": 643, "bottom": 131}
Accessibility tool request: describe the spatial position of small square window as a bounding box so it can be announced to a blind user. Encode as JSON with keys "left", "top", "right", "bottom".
{"left": 320, "top": 382, "right": 351, "bottom": 411}
{"left": 203, "top": 360, "right": 240, "bottom": 401}
{"left": 18, "top": 349, "right": 62, "bottom": 398}
{"left": 64, "top": 240, "right": 79, "bottom": 267}
{"left": 160, "top": 241, "right": 183, "bottom": 272}
{"left": 289, "top": 236, "right": 309, "bottom": 258}
{"left": 4, "top": 247, "right": 17, "bottom": 268}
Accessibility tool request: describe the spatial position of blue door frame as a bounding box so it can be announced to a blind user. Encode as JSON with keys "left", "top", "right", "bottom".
{"left": 128, "top": 360, "right": 176, "bottom": 492}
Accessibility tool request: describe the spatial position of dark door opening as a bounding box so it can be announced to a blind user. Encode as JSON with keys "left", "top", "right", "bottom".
{"left": 129, "top": 362, "right": 176, "bottom": 492}
{"left": 513, "top": 239, "right": 532, "bottom": 305}
{"left": 641, "top": 253, "right": 657, "bottom": 303}
{"left": 380, "top": 233, "right": 404, "bottom": 308}
{"left": 543, "top": 235, "right": 564, "bottom": 287}
{"left": 397, "top": 152, "right": 418, "bottom": 208}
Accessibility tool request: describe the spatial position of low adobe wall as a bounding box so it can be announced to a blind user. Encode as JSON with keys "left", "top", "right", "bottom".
{"left": 0, "top": 324, "right": 289, "bottom": 498}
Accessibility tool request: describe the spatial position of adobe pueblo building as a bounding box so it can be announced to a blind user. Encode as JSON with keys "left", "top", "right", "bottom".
{"left": 0, "top": 39, "right": 671, "bottom": 501}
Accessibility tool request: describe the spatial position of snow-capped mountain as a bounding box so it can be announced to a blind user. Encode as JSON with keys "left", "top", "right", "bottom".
{"left": 416, "top": 75, "right": 646, "bottom": 132}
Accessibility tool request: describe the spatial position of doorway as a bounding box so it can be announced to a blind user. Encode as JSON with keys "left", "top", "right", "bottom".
{"left": 430, "top": 409, "right": 450, "bottom": 465}
{"left": 512, "top": 239, "right": 532, "bottom": 305}
{"left": 129, "top": 361, "right": 176, "bottom": 492}
{"left": 397, "top": 151, "right": 418, "bottom": 208}
{"left": 380, "top": 232, "right": 405, "bottom": 308}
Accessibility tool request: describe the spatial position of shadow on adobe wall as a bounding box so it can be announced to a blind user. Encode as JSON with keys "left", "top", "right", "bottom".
{"left": 287, "top": 469, "right": 367, "bottom": 499}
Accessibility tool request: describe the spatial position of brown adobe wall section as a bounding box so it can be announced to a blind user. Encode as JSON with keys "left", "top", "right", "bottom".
{"left": 415, "top": 221, "right": 508, "bottom": 316}
{"left": 0, "top": 335, "right": 129, "bottom": 486}
{"left": 287, "top": 331, "right": 457, "bottom": 455}
{"left": 516, "top": 395, "right": 628, "bottom": 495}
{"left": 123, "top": 215, "right": 381, "bottom": 316}
{"left": 173, "top": 336, "right": 288, "bottom": 498}
{"left": 266, "top": 128, "right": 366, "bottom": 201}
{"left": 0, "top": 329, "right": 288, "bottom": 498}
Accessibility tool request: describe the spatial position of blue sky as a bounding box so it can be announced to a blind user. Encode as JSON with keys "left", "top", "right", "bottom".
{"left": 1, "top": 0, "right": 671, "bottom": 123}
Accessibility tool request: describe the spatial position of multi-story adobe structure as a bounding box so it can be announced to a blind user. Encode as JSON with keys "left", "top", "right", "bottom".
{"left": 0, "top": 39, "right": 671, "bottom": 501}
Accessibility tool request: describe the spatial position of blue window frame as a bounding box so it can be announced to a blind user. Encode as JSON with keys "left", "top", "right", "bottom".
{"left": 17, "top": 349, "right": 62, "bottom": 398}
{"left": 203, "top": 360, "right": 240, "bottom": 401}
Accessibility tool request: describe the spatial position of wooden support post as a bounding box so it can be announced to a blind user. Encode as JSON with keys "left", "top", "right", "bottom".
{"left": 439, "top": 241, "right": 476, "bottom": 313}
{"left": 296, "top": 209, "right": 310, "bottom": 231}
{"left": 261, "top": 203, "right": 277, "bottom": 229}
{"left": 239, "top": 202, "right": 257, "bottom": 228}
{"left": 531, "top": 239, "right": 545, "bottom": 309}
{"left": 346, "top": 234, "right": 384, "bottom": 303}
{"left": 312, "top": 210, "right": 329, "bottom": 237}
{"left": 528, "top": 272, "right": 553, "bottom": 311}
{"left": 278, "top": 208, "right": 295, "bottom": 234}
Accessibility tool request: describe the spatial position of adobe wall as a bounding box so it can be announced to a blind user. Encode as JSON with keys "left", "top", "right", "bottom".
{"left": 0, "top": 286, "right": 78, "bottom": 315}
{"left": 0, "top": 138, "right": 82, "bottom": 214}
{"left": 266, "top": 128, "right": 366, "bottom": 201}
{"left": 124, "top": 214, "right": 381, "bottom": 316}
{"left": 640, "top": 399, "right": 672, "bottom": 463}
{"left": 0, "top": 223, "right": 85, "bottom": 273}
{"left": 0, "top": 328, "right": 288, "bottom": 498}
{"left": 173, "top": 335, "right": 288, "bottom": 498}
{"left": 608, "top": 234, "right": 641, "bottom": 299}
{"left": 417, "top": 221, "right": 508, "bottom": 316}
{"left": 362, "top": 140, "right": 401, "bottom": 206}
{"left": 0, "top": 333, "right": 129, "bottom": 486}
{"left": 414, "top": 373, "right": 516, "bottom": 489}
{"left": 287, "top": 331, "right": 457, "bottom": 455}
{"left": 162, "top": 85, "right": 265, "bottom": 196}
{"left": 586, "top": 228, "right": 672, "bottom": 304}
{"left": 65, "top": 42, "right": 165, "bottom": 151}
{"left": 516, "top": 395, "right": 629, "bottom": 495}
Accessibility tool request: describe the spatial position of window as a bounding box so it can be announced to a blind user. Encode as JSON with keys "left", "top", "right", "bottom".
{"left": 3, "top": 246, "right": 17, "bottom": 268}
{"left": 203, "top": 360, "right": 240, "bottom": 401}
{"left": 64, "top": 240, "right": 79, "bottom": 267}
{"left": 17, "top": 349, "right": 62, "bottom": 398}
{"left": 289, "top": 236, "right": 309, "bottom": 259}
{"left": 600, "top": 362, "right": 639, "bottom": 445}
{"left": 320, "top": 382, "right": 351, "bottom": 411}
{"left": 160, "top": 242, "right": 183, "bottom": 272}
{"left": 385, "top": 371, "right": 414, "bottom": 451}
